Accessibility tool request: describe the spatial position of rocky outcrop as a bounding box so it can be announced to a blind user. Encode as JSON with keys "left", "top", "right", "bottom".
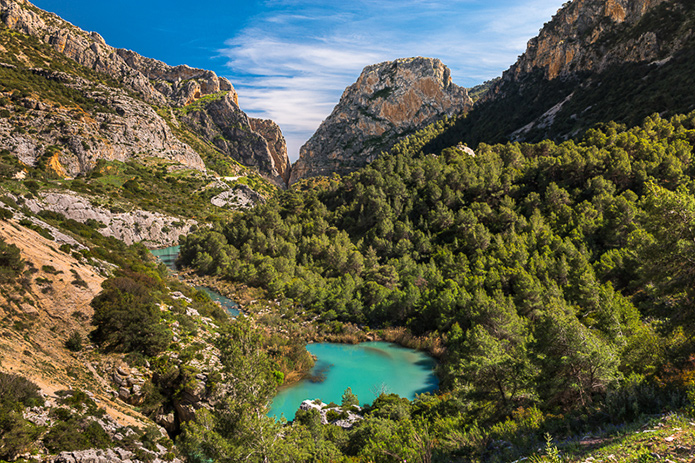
{"left": 0, "top": 0, "right": 232, "bottom": 108}
{"left": 181, "top": 93, "right": 289, "bottom": 187}
{"left": 290, "top": 57, "right": 472, "bottom": 184}
{"left": 24, "top": 191, "right": 196, "bottom": 247}
{"left": 250, "top": 118, "right": 291, "bottom": 184}
{"left": 0, "top": 68, "right": 205, "bottom": 176}
{"left": 473, "top": 0, "right": 695, "bottom": 142}
{"left": 0, "top": 0, "right": 290, "bottom": 183}
{"left": 299, "top": 399, "right": 362, "bottom": 429}
{"left": 499, "top": 0, "right": 670, "bottom": 84}
{"left": 53, "top": 448, "right": 181, "bottom": 463}
{"left": 211, "top": 183, "right": 265, "bottom": 209}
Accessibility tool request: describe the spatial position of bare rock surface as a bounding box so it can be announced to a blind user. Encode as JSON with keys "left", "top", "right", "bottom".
{"left": 499, "top": 0, "right": 670, "bottom": 84}
{"left": 299, "top": 399, "right": 362, "bottom": 429}
{"left": 0, "top": 0, "right": 290, "bottom": 183}
{"left": 24, "top": 191, "right": 196, "bottom": 247}
{"left": 290, "top": 57, "right": 472, "bottom": 183}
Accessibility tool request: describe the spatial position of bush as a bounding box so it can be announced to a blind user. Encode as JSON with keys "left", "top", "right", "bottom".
{"left": 0, "top": 371, "right": 43, "bottom": 408}
{"left": 0, "top": 372, "right": 44, "bottom": 460}
{"left": 0, "top": 237, "right": 24, "bottom": 282}
{"left": 91, "top": 276, "right": 171, "bottom": 356}
{"left": 65, "top": 331, "right": 83, "bottom": 352}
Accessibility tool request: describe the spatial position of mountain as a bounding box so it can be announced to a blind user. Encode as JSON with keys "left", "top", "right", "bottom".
{"left": 289, "top": 57, "right": 472, "bottom": 184}
{"left": 429, "top": 0, "right": 695, "bottom": 148}
{"left": 0, "top": 0, "right": 290, "bottom": 186}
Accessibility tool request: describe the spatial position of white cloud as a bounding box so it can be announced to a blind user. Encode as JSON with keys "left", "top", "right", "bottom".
{"left": 219, "top": 0, "right": 564, "bottom": 161}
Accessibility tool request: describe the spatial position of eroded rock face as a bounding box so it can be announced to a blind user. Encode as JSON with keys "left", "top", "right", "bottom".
{"left": 290, "top": 57, "right": 472, "bottom": 184}
{"left": 484, "top": 0, "right": 672, "bottom": 101}
{"left": 24, "top": 192, "right": 196, "bottom": 248}
{"left": 0, "top": 69, "right": 205, "bottom": 176}
{"left": 505, "top": 0, "right": 668, "bottom": 82}
{"left": 250, "top": 118, "right": 291, "bottom": 184}
{"left": 471, "top": 0, "right": 694, "bottom": 143}
{"left": 181, "top": 94, "right": 288, "bottom": 187}
{"left": 0, "top": 0, "right": 290, "bottom": 183}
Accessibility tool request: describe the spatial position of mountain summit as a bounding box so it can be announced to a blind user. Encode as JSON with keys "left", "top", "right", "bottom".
{"left": 289, "top": 57, "right": 472, "bottom": 184}
{"left": 0, "top": 0, "right": 290, "bottom": 185}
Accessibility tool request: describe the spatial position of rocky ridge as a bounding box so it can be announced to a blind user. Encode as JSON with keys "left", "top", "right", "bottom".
{"left": 289, "top": 57, "right": 472, "bottom": 184}
{"left": 499, "top": 0, "right": 670, "bottom": 84}
{"left": 0, "top": 0, "right": 290, "bottom": 184}
{"left": 24, "top": 191, "right": 197, "bottom": 247}
{"left": 473, "top": 0, "right": 695, "bottom": 142}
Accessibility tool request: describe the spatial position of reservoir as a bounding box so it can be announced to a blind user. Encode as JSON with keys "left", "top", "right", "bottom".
{"left": 150, "top": 246, "right": 437, "bottom": 418}
{"left": 269, "top": 341, "right": 438, "bottom": 420}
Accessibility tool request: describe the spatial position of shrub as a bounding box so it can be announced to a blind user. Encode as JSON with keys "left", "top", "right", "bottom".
{"left": 65, "top": 331, "right": 83, "bottom": 352}
{"left": 91, "top": 276, "right": 171, "bottom": 356}
{"left": 0, "top": 237, "right": 24, "bottom": 282}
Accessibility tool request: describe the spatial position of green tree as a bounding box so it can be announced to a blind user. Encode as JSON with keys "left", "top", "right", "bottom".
{"left": 90, "top": 276, "right": 171, "bottom": 356}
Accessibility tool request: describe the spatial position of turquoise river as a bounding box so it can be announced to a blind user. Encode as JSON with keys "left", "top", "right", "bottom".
{"left": 269, "top": 341, "right": 438, "bottom": 420}
{"left": 150, "top": 246, "right": 438, "bottom": 420}
{"left": 150, "top": 245, "right": 240, "bottom": 317}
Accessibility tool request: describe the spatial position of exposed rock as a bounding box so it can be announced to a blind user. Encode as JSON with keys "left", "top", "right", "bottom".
{"left": 51, "top": 448, "right": 182, "bottom": 463}
{"left": 210, "top": 183, "right": 265, "bottom": 209}
{"left": 181, "top": 93, "right": 289, "bottom": 187}
{"left": 0, "top": 0, "right": 290, "bottom": 183}
{"left": 115, "top": 48, "right": 238, "bottom": 107}
{"left": 499, "top": 0, "right": 669, "bottom": 84}
{"left": 24, "top": 191, "right": 196, "bottom": 247}
{"left": 475, "top": 0, "right": 692, "bottom": 141}
{"left": 250, "top": 118, "right": 291, "bottom": 184}
{"left": 156, "top": 410, "right": 177, "bottom": 435}
{"left": 299, "top": 399, "right": 362, "bottom": 429}
{"left": 0, "top": 70, "right": 205, "bottom": 176}
{"left": 290, "top": 57, "right": 472, "bottom": 183}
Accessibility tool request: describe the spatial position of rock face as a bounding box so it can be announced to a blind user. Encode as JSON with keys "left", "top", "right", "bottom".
{"left": 24, "top": 192, "right": 196, "bottom": 247}
{"left": 471, "top": 0, "right": 694, "bottom": 142}
{"left": 290, "top": 57, "right": 472, "bottom": 184}
{"left": 181, "top": 94, "right": 289, "bottom": 187}
{"left": 500, "top": 0, "right": 669, "bottom": 84}
{"left": 0, "top": 0, "right": 290, "bottom": 184}
{"left": 0, "top": 68, "right": 205, "bottom": 176}
{"left": 250, "top": 118, "right": 291, "bottom": 184}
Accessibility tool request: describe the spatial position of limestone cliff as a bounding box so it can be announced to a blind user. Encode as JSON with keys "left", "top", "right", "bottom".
{"left": 500, "top": 0, "right": 669, "bottom": 83}
{"left": 290, "top": 57, "right": 472, "bottom": 184}
{"left": 181, "top": 94, "right": 289, "bottom": 187}
{"left": 250, "top": 118, "right": 291, "bottom": 184}
{"left": 0, "top": 0, "right": 290, "bottom": 184}
{"left": 471, "top": 0, "right": 695, "bottom": 142}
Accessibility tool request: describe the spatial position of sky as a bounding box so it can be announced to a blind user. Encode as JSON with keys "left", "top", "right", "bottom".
{"left": 32, "top": 0, "right": 564, "bottom": 161}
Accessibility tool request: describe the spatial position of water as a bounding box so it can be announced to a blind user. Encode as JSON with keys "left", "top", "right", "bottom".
{"left": 150, "top": 245, "right": 240, "bottom": 317}
{"left": 196, "top": 286, "right": 240, "bottom": 317}
{"left": 268, "top": 342, "right": 438, "bottom": 420}
{"left": 150, "top": 245, "right": 180, "bottom": 271}
{"left": 150, "top": 246, "right": 438, "bottom": 417}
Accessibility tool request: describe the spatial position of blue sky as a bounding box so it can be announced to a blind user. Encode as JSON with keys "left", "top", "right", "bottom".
{"left": 33, "top": 0, "right": 564, "bottom": 161}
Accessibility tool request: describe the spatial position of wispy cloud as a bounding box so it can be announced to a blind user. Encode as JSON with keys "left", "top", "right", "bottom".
{"left": 219, "top": 0, "right": 564, "bottom": 161}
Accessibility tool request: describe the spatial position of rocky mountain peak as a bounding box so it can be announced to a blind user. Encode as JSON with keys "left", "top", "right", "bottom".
{"left": 494, "top": 0, "right": 670, "bottom": 87}
{"left": 289, "top": 57, "right": 472, "bottom": 184}
{"left": 0, "top": 0, "right": 291, "bottom": 184}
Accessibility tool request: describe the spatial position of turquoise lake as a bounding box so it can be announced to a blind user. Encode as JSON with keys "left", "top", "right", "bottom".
{"left": 268, "top": 342, "right": 438, "bottom": 420}
{"left": 149, "top": 246, "right": 438, "bottom": 419}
